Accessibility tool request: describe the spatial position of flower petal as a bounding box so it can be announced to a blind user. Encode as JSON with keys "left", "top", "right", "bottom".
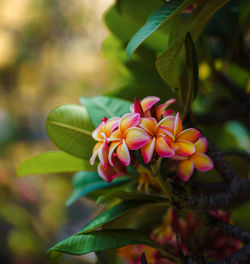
{"left": 98, "top": 143, "right": 109, "bottom": 169}
{"left": 109, "top": 129, "right": 122, "bottom": 142}
{"left": 90, "top": 142, "right": 102, "bottom": 165}
{"left": 125, "top": 127, "right": 150, "bottom": 150}
{"left": 195, "top": 137, "right": 208, "bottom": 153}
{"left": 140, "top": 96, "right": 160, "bottom": 113}
{"left": 139, "top": 117, "right": 157, "bottom": 136}
{"left": 104, "top": 117, "right": 120, "bottom": 137}
{"left": 176, "top": 140, "right": 196, "bottom": 156}
{"left": 141, "top": 137, "right": 155, "bottom": 164}
{"left": 108, "top": 141, "right": 121, "bottom": 166}
{"left": 98, "top": 157, "right": 127, "bottom": 183}
{"left": 97, "top": 163, "right": 116, "bottom": 182}
{"left": 164, "top": 136, "right": 180, "bottom": 150}
{"left": 133, "top": 97, "right": 144, "bottom": 116}
{"left": 92, "top": 122, "right": 105, "bottom": 141}
{"left": 177, "top": 159, "right": 194, "bottom": 182}
{"left": 156, "top": 116, "right": 175, "bottom": 137}
{"left": 155, "top": 136, "right": 175, "bottom": 157}
{"left": 176, "top": 128, "right": 201, "bottom": 143}
{"left": 193, "top": 153, "right": 214, "bottom": 172}
{"left": 119, "top": 113, "right": 140, "bottom": 134}
{"left": 117, "top": 139, "right": 131, "bottom": 166}
{"left": 174, "top": 112, "right": 183, "bottom": 137}
{"left": 156, "top": 98, "right": 176, "bottom": 120}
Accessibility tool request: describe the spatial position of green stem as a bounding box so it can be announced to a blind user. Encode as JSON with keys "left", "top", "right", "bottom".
{"left": 155, "top": 174, "right": 172, "bottom": 201}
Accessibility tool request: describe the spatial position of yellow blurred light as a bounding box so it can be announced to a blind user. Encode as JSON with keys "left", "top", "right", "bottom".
{"left": 0, "top": 31, "right": 16, "bottom": 67}
{"left": 215, "top": 59, "right": 224, "bottom": 71}
{"left": 199, "top": 62, "right": 211, "bottom": 80}
{"left": 246, "top": 77, "right": 250, "bottom": 93}
{"left": 0, "top": 0, "right": 31, "bottom": 30}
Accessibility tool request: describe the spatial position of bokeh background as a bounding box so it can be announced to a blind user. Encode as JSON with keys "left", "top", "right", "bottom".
{"left": 0, "top": 0, "right": 113, "bottom": 263}
{"left": 0, "top": 0, "right": 250, "bottom": 263}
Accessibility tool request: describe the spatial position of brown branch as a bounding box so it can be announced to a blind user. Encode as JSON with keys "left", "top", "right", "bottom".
{"left": 192, "top": 182, "right": 228, "bottom": 195}
{"left": 207, "top": 141, "right": 239, "bottom": 182}
{"left": 207, "top": 216, "right": 250, "bottom": 244}
{"left": 209, "top": 244, "right": 250, "bottom": 264}
{"left": 186, "top": 178, "right": 250, "bottom": 211}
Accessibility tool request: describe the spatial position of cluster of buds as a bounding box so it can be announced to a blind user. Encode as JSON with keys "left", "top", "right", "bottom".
{"left": 90, "top": 96, "right": 213, "bottom": 182}
{"left": 118, "top": 209, "right": 242, "bottom": 264}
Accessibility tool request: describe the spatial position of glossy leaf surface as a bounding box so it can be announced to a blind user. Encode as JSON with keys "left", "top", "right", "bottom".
{"left": 17, "top": 151, "right": 95, "bottom": 177}
{"left": 126, "top": 0, "right": 196, "bottom": 59}
{"left": 48, "top": 229, "right": 160, "bottom": 259}
{"left": 66, "top": 171, "right": 130, "bottom": 206}
{"left": 80, "top": 96, "right": 131, "bottom": 127}
{"left": 46, "top": 104, "right": 95, "bottom": 159}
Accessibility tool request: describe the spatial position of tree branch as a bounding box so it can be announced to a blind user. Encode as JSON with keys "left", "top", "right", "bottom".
{"left": 207, "top": 215, "right": 250, "bottom": 244}
{"left": 186, "top": 178, "right": 250, "bottom": 211}
{"left": 207, "top": 141, "right": 239, "bottom": 182}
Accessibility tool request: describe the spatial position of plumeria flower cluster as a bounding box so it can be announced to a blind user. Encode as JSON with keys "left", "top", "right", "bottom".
{"left": 90, "top": 96, "right": 213, "bottom": 182}
{"left": 118, "top": 209, "right": 242, "bottom": 264}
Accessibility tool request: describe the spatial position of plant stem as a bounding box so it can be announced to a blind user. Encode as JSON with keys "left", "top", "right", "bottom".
{"left": 155, "top": 174, "right": 172, "bottom": 201}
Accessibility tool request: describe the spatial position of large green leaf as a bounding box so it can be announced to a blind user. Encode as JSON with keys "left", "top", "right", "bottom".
{"left": 182, "top": 32, "right": 199, "bottom": 119}
{"left": 104, "top": 5, "right": 169, "bottom": 54}
{"left": 97, "top": 191, "right": 168, "bottom": 204}
{"left": 66, "top": 171, "right": 130, "bottom": 206}
{"left": 126, "top": 0, "right": 197, "bottom": 59}
{"left": 46, "top": 104, "right": 95, "bottom": 159}
{"left": 17, "top": 151, "right": 95, "bottom": 177}
{"left": 80, "top": 96, "right": 131, "bottom": 127}
{"left": 79, "top": 200, "right": 160, "bottom": 234}
{"left": 48, "top": 229, "right": 160, "bottom": 259}
{"left": 156, "top": 0, "right": 229, "bottom": 93}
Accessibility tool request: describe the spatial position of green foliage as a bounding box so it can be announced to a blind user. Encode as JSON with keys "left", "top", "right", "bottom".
{"left": 126, "top": 0, "right": 196, "bottom": 59}
{"left": 182, "top": 32, "right": 199, "bottom": 118}
{"left": 46, "top": 104, "right": 95, "bottom": 159}
{"left": 66, "top": 171, "right": 130, "bottom": 206}
{"left": 79, "top": 200, "right": 162, "bottom": 234}
{"left": 17, "top": 151, "right": 95, "bottom": 177}
{"left": 156, "top": 0, "right": 229, "bottom": 93}
{"left": 97, "top": 191, "right": 169, "bottom": 204}
{"left": 80, "top": 96, "right": 131, "bottom": 127}
{"left": 48, "top": 229, "right": 160, "bottom": 260}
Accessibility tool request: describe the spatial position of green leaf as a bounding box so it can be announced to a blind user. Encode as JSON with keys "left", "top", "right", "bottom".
{"left": 156, "top": 0, "right": 229, "bottom": 93}
{"left": 97, "top": 191, "right": 168, "bottom": 204}
{"left": 80, "top": 96, "right": 131, "bottom": 127}
{"left": 48, "top": 229, "right": 160, "bottom": 259}
{"left": 66, "top": 171, "right": 130, "bottom": 206}
{"left": 46, "top": 104, "right": 95, "bottom": 159}
{"left": 126, "top": 0, "right": 197, "bottom": 59}
{"left": 17, "top": 151, "right": 95, "bottom": 177}
{"left": 104, "top": 5, "right": 169, "bottom": 54}
{"left": 79, "top": 200, "right": 159, "bottom": 234}
{"left": 182, "top": 32, "right": 199, "bottom": 119}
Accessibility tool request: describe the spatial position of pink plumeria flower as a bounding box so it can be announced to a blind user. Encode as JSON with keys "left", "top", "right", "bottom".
{"left": 90, "top": 117, "right": 120, "bottom": 168}
{"left": 175, "top": 137, "right": 214, "bottom": 182}
{"left": 139, "top": 117, "right": 175, "bottom": 163}
{"left": 130, "top": 96, "right": 160, "bottom": 117}
{"left": 98, "top": 156, "right": 127, "bottom": 182}
{"left": 108, "top": 113, "right": 150, "bottom": 166}
{"left": 155, "top": 98, "right": 176, "bottom": 121}
{"left": 158, "top": 112, "right": 201, "bottom": 157}
{"left": 131, "top": 96, "right": 176, "bottom": 121}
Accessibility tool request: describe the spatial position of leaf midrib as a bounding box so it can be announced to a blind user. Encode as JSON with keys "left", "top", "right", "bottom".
{"left": 47, "top": 121, "right": 92, "bottom": 136}
{"left": 91, "top": 97, "right": 114, "bottom": 117}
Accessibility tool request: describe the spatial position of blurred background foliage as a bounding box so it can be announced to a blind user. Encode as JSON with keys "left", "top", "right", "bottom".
{"left": 0, "top": 0, "right": 113, "bottom": 263}
{"left": 0, "top": 0, "right": 249, "bottom": 263}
